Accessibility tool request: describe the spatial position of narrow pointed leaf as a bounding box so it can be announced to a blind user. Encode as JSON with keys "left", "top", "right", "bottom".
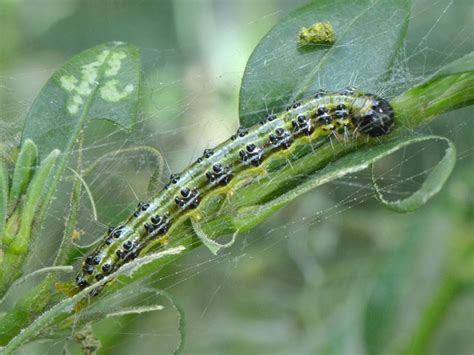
{"left": 10, "top": 149, "right": 60, "bottom": 254}
{"left": 0, "top": 160, "right": 8, "bottom": 238}
{"left": 8, "top": 139, "right": 37, "bottom": 209}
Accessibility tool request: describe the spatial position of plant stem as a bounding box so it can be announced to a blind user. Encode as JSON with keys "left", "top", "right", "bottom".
{"left": 391, "top": 71, "right": 474, "bottom": 130}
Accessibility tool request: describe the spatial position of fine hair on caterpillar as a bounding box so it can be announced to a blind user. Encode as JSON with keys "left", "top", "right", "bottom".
{"left": 75, "top": 88, "right": 395, "bottom": 295}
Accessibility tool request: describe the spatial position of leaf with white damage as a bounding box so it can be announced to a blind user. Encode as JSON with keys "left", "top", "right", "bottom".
{"left": 22, "top": 42, "right": 140, "bottom": 160}
{"left": 19, "top": 41, "right": 140, "bottom": 239}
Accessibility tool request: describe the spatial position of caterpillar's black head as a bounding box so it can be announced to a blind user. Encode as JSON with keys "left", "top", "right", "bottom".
{"left": 355, "top": 95, "right": 395, "bottom": 137}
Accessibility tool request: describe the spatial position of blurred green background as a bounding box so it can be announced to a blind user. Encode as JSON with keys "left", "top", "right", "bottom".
{"left": 0, "top": 0, "right": 472, "bottom": 354}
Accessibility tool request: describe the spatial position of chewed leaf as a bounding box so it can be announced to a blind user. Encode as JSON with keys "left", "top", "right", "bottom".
{"left": 372, "top": 136, "right": 456, "bottom": 212}
{"left": 234, "top": 135, "right": 455, "bottom": 231}
{"left": 239, "top": 0, "right": 410, "bottom": 127}
{"left": 191, "top": 218, "right": 238, "bottom": 255}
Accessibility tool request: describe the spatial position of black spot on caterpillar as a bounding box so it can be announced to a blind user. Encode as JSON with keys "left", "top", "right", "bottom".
{"left": 75, "top": 89, "right": 395, "bottom": 293}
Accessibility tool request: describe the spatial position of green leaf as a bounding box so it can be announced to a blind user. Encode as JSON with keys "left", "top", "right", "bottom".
{"left": 8, "top": 139, "right": 37, "bottom": 210}
{"left": 20, "top": 42, "right": 141, "bottom": 221}
{"left": 0, "top": 160, "right": 8, "bottom": 237}
{"left": 239, "top": 0, "right": 410, "bottom": 127}
{"left": 372, "top": 136, "right": 456, "bottom": 212}
{"left": 10, "top": 149, "right": 60, "bottom": 255}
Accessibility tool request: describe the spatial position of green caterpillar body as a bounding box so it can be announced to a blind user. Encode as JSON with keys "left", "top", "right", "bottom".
{"left": 75, "top": 88, "right": 395, "bottom": 294}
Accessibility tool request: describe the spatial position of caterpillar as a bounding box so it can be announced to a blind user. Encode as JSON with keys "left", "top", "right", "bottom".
{"left": 75, "top": 88, "right": 395, "bottom": 295}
